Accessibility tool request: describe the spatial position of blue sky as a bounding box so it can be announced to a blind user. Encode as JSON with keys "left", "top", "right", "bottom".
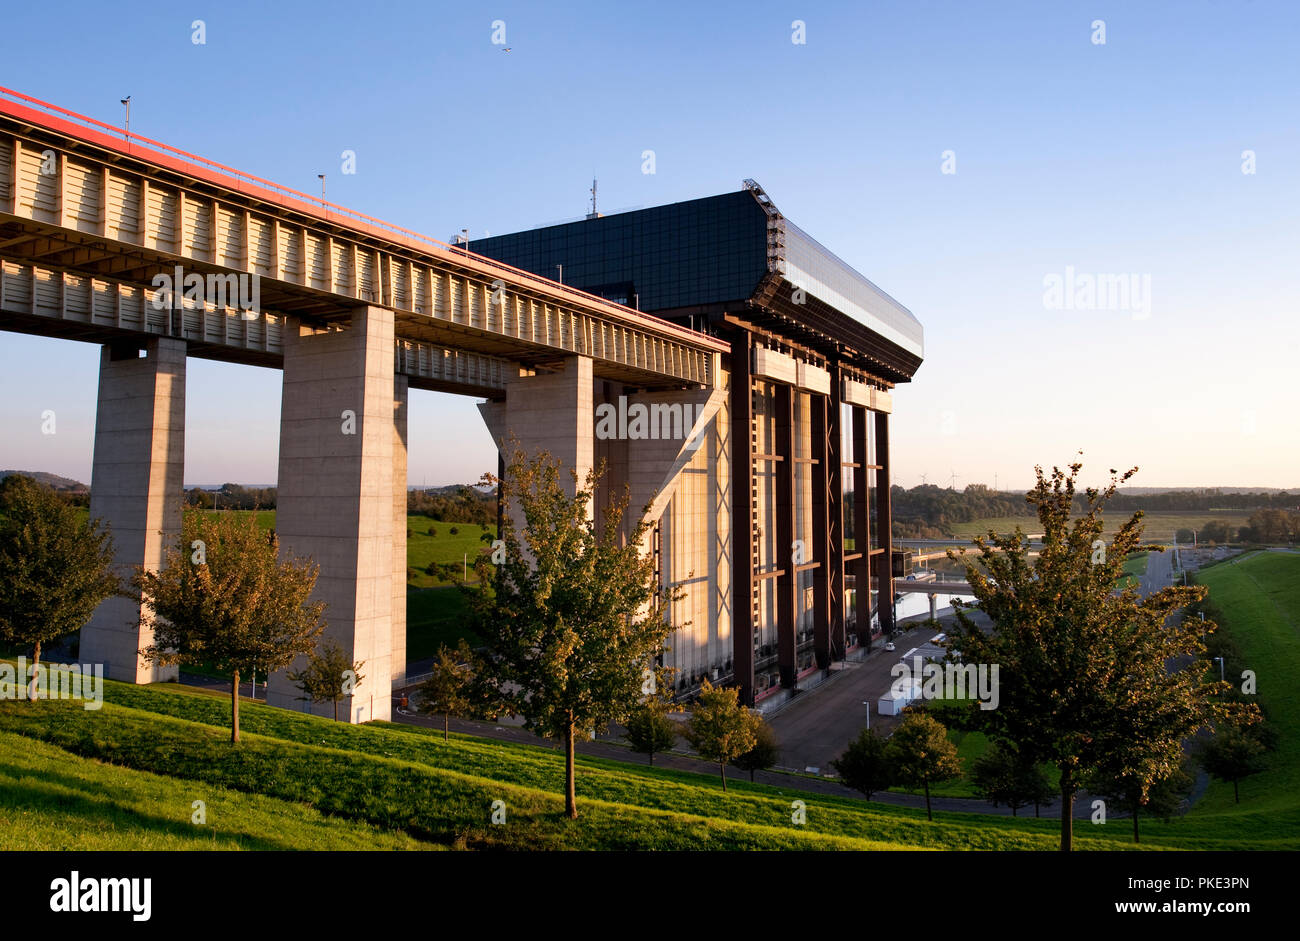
{"left": 2, "top": 0, "right": 1297, "bottom": 489}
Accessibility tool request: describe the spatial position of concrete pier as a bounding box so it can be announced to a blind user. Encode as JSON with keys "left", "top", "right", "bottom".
{"left": 81, "top": 337, "right": 186, "bottom": 683}
{"left": 266, "top": 307, "right": 397, "bottom": 722}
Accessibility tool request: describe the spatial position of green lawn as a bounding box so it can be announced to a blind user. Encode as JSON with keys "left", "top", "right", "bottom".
{"left": 7, "top": 669, "right": 1293, "bottom": 849}
{"left": 0, "top": 729, "right": 430, "bottom": 850}
{"left": 0, "top": 672, "right": 1171, "bottom": 851}
{"left": 404, "top": 516, "right": 496, "bottom": 588}
{"left": 1189, "top": 550, "right": 1300, "bottom": 824}
{"left": 951, "top": 511, "right": 1250, "bottom": 543}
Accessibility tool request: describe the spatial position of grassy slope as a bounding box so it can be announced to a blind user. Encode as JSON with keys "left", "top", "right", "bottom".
{"left": 1190, "top": 551, "right": 1300, "bottom": 819}
{"left": 5, "top": 669, "right": 1294, "bottom": 848}
{"left": 0, "top": 730, "right": 430, "bottom": 850}
{"left": 0, "top": 675, "right": 1159, "bottom": 851}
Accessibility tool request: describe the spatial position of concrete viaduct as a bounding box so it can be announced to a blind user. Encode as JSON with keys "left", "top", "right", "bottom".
{"left": 0, "top": 88, "right": 728, "bottom": 722}
{"left": 2, "top": 87, "right": 926, "bottom": 720}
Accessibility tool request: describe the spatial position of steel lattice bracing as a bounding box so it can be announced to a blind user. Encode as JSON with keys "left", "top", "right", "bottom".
{"left": 0, "top": 91, "right": 726, "bottom": 396}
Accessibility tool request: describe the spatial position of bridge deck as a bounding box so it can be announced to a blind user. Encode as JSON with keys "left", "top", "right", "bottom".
{"left": 0, "top": 86, "right": 726, "bottom": 396}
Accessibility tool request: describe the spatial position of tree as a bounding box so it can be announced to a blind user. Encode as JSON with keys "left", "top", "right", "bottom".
{"left": 685, "top": 679, "right": 759, "bottom": 791}
{"left": 463, "top": 445, "right": 679, "bottom": 819}
{"left": 0, "top": 475, "right": 119, "bottom": 698}
{"left": 418, "top": 641, "right": 475, "bottom": 741}
{"left": 832, "top": 728, "right": 895, "bottom": 800}
{"left": 287, "top": 639, "right": 365, "bottom": 722}
{"left": 886, "top": 710, "right": 961, "bottom": 820}
{"left": 1199, "top": 520, "right": 1232, "bottom": 545}
{"left": 1175, "top": 527, "right": 1194, "bottom": 544}
{"left": 1199, "top": 725, "right": 1268, "bottom": 803}
{"left": 970, "top": 742, "right": 1054, "bottom": 817}
{"left": 1085, "top": 759, "right": 1194, "bottom": 843}
{"left": 136, "top": 510, "right": 326, "bottom": 742}
{"left": 624, "top": 664, "right": 680, "bottom": 767}
{"left": 945, "top": 459, "right": 1258, "bottom": 850}
{"left": 732, "top": 717, "right": 780, "bottom": 782}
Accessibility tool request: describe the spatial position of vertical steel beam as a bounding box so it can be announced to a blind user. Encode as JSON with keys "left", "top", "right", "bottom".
{"left": 876, "top": 408, "right": 895, "bottom": 638}
{"left": 811, "top": 390, "right": 831, "bottom": 670}
{"left": 826, "top": 363, "right": 845, "bottom": 660}
{"left": 775, "top": 382, "right": 795, "bottom": 688}
{"left": 730, "top": 331, "right": 755, "bottom": 706}
{"left": 853, "top": 406, "right": 870, "bottom": 649}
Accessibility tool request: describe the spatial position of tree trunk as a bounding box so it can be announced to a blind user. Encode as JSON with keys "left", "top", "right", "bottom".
{"left": 648, "top": 749, "right": 654, "bottom": 767}
{"left": 1058, "top": 767, "right": 1074, "bottom": 852}
{"left": 750, "top": 768, "right": 755, "bottom": 783}
{"left": 28, "top": 640, "right": 41, "bottom": 701}
{"left": 231, "top": 670, "right": 241, "bottom": 744}
{"left": 1034, "top": 801, "right": 1040, "bottom": 818}
{"left": 923, "top": 779, "right": 932, "bottom": 820}
{"left": 333, "top": 698, "right": 339, "bottom": 722}
{"left": 1012, "top": 805, "right": 1018, "bottom": 817}
{"left": 444, "top": 713, "right": 449, "bottom": 743}
{"left": 1132, "top": 797, "right": 1140, "bottom": 843}
{"left": 564, "top": 720, "right": 578, "bottom": 819}
{"left": 719, "top": 761, "right": 728, "bottom": 792}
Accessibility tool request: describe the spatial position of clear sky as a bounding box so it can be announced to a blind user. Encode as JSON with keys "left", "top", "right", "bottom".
{"left": 1, "top": 0, "right": 1296, "bottom": 491}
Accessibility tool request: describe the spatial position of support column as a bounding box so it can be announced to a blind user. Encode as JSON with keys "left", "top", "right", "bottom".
{"left": 391, "top": 374, "right": 408, "bottom": 687}
{"left": 775, "top": 383, "right": 795, "bottom": 688}
{"left": 853, "top": 406, "right": 870, "bottom": 649}
{"left": 929, "top": 593, "right": 937, "bottom": 623}
{"left": 826, "top": 365, "right": 845, "bottom": 660}
{"left": 810, "top": 392, "right": 831, "bottom": 669}
{"left": 81, "top": 337, "right": 186, "bottom": 683}
{"left": 266, "top": 307, "right": 397, "bottom": 723}
{"left": 729, "top": 332, "right": 755, "bottom": 706}
{"left": 496, "top": 356, "right": 594, "bottom": 502}
{"left": 876, "top": 409, "right": 895, "bottom": 637}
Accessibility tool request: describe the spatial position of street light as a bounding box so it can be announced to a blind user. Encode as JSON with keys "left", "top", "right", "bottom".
{"left": 119, "top": 96, "right": 130, "bottom": 136}
{"left": 1213, "top": 656, "right": 1225, "bottom": 683}
{"left": 862, "top": 700, "right": 870, "bottom": 730}
{"left": 556, "top": 264, "right": 563, "bottom": 284}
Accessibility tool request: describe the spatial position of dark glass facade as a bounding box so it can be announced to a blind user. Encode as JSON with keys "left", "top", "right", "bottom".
{"left": 469, "top": 190, "right": 769, "bottom": 313}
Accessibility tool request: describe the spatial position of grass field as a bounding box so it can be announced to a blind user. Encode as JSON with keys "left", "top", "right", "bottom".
{"left": 950, "top": 511, "right": 1251, "bottom": 543}
{"left": 403, "top": 517, "right": 496, "bottom": 588}
{"left": 3, "top": 664, "right": 1295, "bottom": 849}
{"left": 0, "top": 730, "right": 430, "bottom": 850}
{"left": 1190, "top": 550, "right": 1300, "bottom": 823}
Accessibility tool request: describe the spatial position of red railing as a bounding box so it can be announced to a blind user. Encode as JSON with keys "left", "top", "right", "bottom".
{"left": 0, "top": 85, "right": 727, "bottom": 354}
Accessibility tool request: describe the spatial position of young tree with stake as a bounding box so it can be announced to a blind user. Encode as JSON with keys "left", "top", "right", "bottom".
{"left": 287, "top": 639, "right": 365, "bottom": 721}
{"left": 137, "top": 510, "right": 326, "bottom": 742}
{"left": 464, "top": 445, "right": 679, "bottom": 819}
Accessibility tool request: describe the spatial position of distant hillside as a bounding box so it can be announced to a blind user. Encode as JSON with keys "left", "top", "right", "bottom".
{"left": 1118, "top": 487, "right": 1298, "bottom": 496}
{"left": 0, "top": 470, "right": 87, "bottom": 491}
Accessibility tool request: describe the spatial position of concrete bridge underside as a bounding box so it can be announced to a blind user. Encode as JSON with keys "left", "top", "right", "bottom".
{"left": 0, "top": 95, "right": 727, "bottom": 722}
